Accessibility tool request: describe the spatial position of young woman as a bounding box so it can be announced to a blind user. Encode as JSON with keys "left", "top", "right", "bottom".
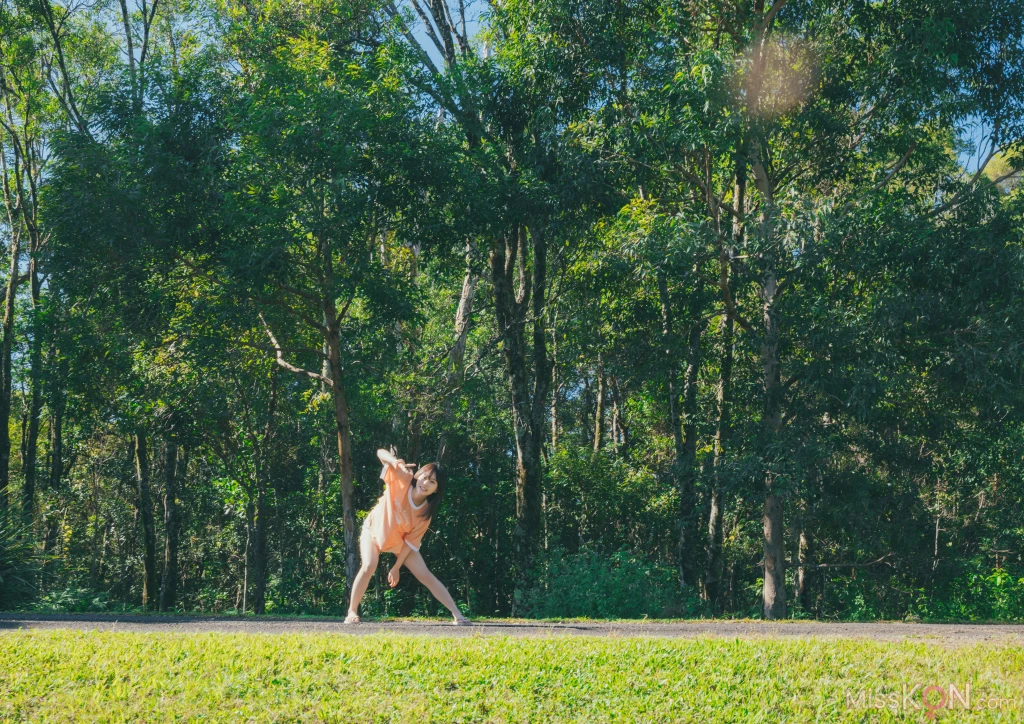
{"left": 345, "top": 447, "right": 470, "bottom": 625}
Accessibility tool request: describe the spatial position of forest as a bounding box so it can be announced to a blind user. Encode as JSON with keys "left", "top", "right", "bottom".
{"left": 0, "top": 0, "right": 1022, "bottom": 622}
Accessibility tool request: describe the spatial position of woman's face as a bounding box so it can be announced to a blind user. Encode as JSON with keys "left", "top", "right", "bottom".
{"left": 414, "top": 471, "right": 438, "bottom": 496}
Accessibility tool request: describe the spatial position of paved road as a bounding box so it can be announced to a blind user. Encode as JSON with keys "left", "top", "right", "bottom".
{"left": 1, "top": 613, "right": 1022, "bottom": 644}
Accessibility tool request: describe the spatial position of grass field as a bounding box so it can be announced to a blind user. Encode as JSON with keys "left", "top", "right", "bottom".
{"left": 1, "top": 630, "right": 1022, "bottom": 722}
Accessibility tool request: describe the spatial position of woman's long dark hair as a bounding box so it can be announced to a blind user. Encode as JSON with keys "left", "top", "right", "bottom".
{"left": 414, "top": 462, "right": 446, "bottom": 520}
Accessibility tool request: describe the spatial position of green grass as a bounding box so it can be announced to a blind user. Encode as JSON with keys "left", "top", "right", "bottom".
{"left": 1, "top": 631, "right": 1022, "bottom": 722}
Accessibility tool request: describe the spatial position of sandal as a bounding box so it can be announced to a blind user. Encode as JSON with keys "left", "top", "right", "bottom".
{"left": 453, "top": 616, "right": 472, "bottom": 626}
{"left": 344, "top": 613, "right": 361, "bottom": 624}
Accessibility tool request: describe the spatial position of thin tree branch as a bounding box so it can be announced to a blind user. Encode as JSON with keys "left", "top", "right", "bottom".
{"left": 840, "top": 142, "right": 917, "bottom": 214}
{"left": 928, "top": 123, "right": 1005, "bottom": 217}
{"left": 259, "top": 313, "right": 334, "bottom": 387}
{"left": 805, "top": 552, "right": 895, "bottom": 569}
{"left": 757, "top": 0, "right": 788, "bottom": 42}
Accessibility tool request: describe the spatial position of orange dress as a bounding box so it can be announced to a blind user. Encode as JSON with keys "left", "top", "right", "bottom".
{"left": 364, "top": 463, "right": 431, "bottom": 554}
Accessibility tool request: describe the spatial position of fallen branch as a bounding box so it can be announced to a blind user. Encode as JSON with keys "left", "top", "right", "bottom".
{"left": 805, "top": 553, "right": 895, "bottom": 569}
{"left": 764, "top": 552, "right": 896, "bottom": 569}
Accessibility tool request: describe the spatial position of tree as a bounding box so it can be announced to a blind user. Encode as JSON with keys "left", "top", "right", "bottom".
{"left": 219, "top": 0, "right": 453, "bottom": 599}
{"left": 592, "top": 0, "right": 1024, "bottom": 618}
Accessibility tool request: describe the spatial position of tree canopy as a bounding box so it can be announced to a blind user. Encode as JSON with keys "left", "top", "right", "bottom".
{"left": 0, "top": 0, "right": 1021, "bottom": 620}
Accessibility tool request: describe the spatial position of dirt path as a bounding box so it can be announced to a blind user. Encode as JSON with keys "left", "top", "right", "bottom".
{"left": 1, "top": 613, "right": 1022, "bottom": 644}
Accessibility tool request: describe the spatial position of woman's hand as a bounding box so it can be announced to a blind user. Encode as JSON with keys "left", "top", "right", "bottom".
{"left": 396, "top": 459, "right": 414, "bottom": 475}
{"left": 387, "top": 566, "right": 401, "bottom": 587}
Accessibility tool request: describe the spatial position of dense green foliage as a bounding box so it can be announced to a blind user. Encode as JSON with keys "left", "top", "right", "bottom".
{"left": 0, "top": 0, "right": 1021, "bottom": 620}
{"left": 0, "top": 510, "right": 39, "bottom": 608}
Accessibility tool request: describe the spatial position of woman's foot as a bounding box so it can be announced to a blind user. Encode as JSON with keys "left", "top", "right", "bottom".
{"left": 344, "top": 613, "right": 360, "bottom": 624}
{"left": 453, "top": 615, "right": 471, "bottom": 626}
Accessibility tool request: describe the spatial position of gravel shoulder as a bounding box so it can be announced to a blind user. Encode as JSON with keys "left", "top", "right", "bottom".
{"left": 1, "top": 613, "right": 1022, "bottom": 644}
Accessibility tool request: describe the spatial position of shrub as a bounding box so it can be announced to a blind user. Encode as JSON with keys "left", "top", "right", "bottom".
{"left": 911, "top": 567, "right": 1024, "bottom": 622}
{"left": 523, "top": 548, "right": 704, "bottom": 619}
{"left": 34, "top": 586, "right": 120, "bottom": 613}
{"left": 0, "top": 510, "right": 41, "bottom": 609}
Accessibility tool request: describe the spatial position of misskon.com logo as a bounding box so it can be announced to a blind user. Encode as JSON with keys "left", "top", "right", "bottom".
{"left": 845, "top": 683, "right": 1021, "bottom": 718}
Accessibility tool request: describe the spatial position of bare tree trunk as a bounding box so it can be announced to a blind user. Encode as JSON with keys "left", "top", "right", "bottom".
{"left": 315, "top": 425, "right": 332, "bottom": 595}
{"left": 490, "top": 225, "right": 548, "bottom": 610}
{"left": 49, "top": 360, "right": 65, "bottom": 493}
{"left": 251, "top": 483, "right": 267, "bottom": 614}
{"left": 677, "top": 321, "right": 702, "bottom": 589}
{"left": 242, "top": 500, "right": 251, "bottom": 614}
{"left": 592, "top": 353, "right": 604, "bottom": 453}
{"left": 158, "top": 442, "right": 179, "bottom": 612}
{"left": 437, "top": 250, "right": 478, "bottom": 464}
{"left": 0, "top": 229, "right": 20, "bottom": 510}
{"left": 313, "top": 343, "right": 333, "bottom": 599}
{"left": 761, "top": 270, "right": 786, "bottom": 620}
{"left": 706, "top": 315, "right": 733, "bottom": 609}
{"left": 407, "top": 412, "right": 423, "bottom": 463}
{"left": 526, "top": 223, "right": 550, "bottom": 574}
{"left": 550, "top": 311, "right": 558, "bottom": 451}
{"left": 22, "top": 264, "right": 42, "bottom": 518}
{"left": 797, "top": 527, "right": 810, "bottom": 612}
{"left": 43, "top": 368, "right": 65, "bottom": 577}
{"left": 609, "top": 376, "right": 627, "bottom": 454}
{"left": 43, "top": 350, "right": 67, "bottom": 586}
{"left": 659, "top": 269, "right": 700, "bottom": 591}
{"left": 707, "top": 159, "right": 743, "bottom": 610}
{"left": 658, "top": 271, "right": 683, "bottom": 461}
{"left": 134, "top": 433, "right": 158, "bottom": 609}
{"left": 610, "top": 383, "right": 620, "bottom": 455}
{"left": 763, "top": 492, "right": 785, "bottom": 618}
{"left": 250, "top": 369, "right": 277, "bottom": 616}
{"left": 324, "top": 307, "right": 358, "bottom": 603}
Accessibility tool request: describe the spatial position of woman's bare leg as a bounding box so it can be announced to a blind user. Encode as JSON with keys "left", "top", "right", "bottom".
{"left": 402, "top": 550, "right": 468, "bottom": 622}
{"left": 346, "top": 527, "right": 380, "bottom": 622}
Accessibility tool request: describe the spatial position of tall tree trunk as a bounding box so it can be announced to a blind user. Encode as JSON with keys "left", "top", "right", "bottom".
{"left": 0, "top": 229, "right": 20, "bottom": 511}
{"left": 324, "top": 307, "right": 358, "bottom": 603}
{"left": 43, "top": 365, "right": 65, "bottom": 577}
{"left": 550, "top": 311, "right": 559, "bottom": 450}
{"left": 407, "top": 412, "right": 423, "bottom": 463}
{"left": 489, "top": 225, "right": 548, "bottom": 609}
{"left": 708, "top": 158, "right": 744, "bottom": 610}
{"left": 242, "top": 499, "right": 251, "bottom": 613}
{"left": 134, "top": 433, "right": 158, "bottom": 609}
{"left": 761, "top": 270, "right": 786, "bottom": 619}
{"left": 610, "top": 381, "right": 620, "bottom": 455}
{"left": 657, "top": 271, "right": 684, "bottom": 461}
{"left": 313, "top": 341, "right": 333, "bottom": 598}
{"left": 797, "top": 527, "right": 810, "bottom": 612}
{"left": 158, "top": 441, "right": 179, "bottom": 612}
{"left": 592, "top": 353, "right": 604, "bottom": 453}
{"left": 49, "top": 361, "right": 65, "bottom": 493}
{"left": 706, "top": 315, "right": 733, "bottom": 609}
{"left": 315, "top": 424, "right": 332, "bottom": 595}
{"left": 251, "top": 483, "right": 267, "bottom": 614}
{"left": 677, "top": 321, "right": 702, "bottom": 589}
{"left": 437, "top": 249, "right": 478, "bottom": 464}
{"left": 249, "top": 369, "right": 277, "bottom": 616}
{"left": 526, "top": 223, "right": 550, "bottom": 577}
{"left": 22, "top": 263, "right": 42, "bottom": 518}
{"left": 659, "top": 269, "right": 698, "bottom": 589}
{"left": 609, "top": 376, "right": 627, "bottom": 454}
{"left": 744, "top": 10, "right": 787, "bottom": 619}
